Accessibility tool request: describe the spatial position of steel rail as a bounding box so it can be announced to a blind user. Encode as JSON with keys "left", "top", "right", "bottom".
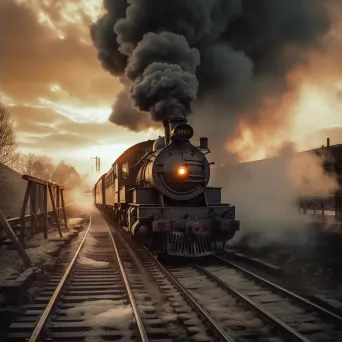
{"left": 215, "top": 255, "right": 342, "bottom": 324}
{"left": 28, "top": 213, "right": 92, "bottom": 342}
{"left": 195, "top": 265, "right": 310, "bottom": 342}
{"left": 140, "top": 246, "right": 235, "bottom": 342}
{"left": 108, "top": 229, "right": 149, "bottom": 342}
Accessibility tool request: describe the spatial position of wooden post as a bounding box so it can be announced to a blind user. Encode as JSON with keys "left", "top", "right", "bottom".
{"left": 34, "top": 183, "right": 38, "bottom": 231}
{"left": 37, "top": 184, "right": 41, "bottom": 214}
{"left": 20, "top": 182, "right": 31, "bottom": 244}
{"left": 56, "top": 186, "right": 60, "bottom": 223}
{"left": 36, "top": 185, "right": 40, "bottom": 231}
{"left": 43, "top": 185, "right": 48, "bottom": 239}
{"left": 48, "top": 185, "right": 63, "bottom": 238}
{"left": 35, "top": 184, "right": 39, "bottom": 214}
{"left": 61, "top": 189, "right": 68, "bottom": 230}
{"left": 38, "top": 184, "right": 43, "bottom": 230}
{"left": 0, "top": 210, "right": 31, "bottom": 267}
{"left": 30, "top": 183, "right": 38, "bottom": 234}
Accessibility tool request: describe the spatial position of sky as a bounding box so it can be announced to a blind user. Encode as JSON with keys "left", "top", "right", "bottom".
{"left": 1, "top": 0, "right": 162, "bottom": 178}
{"left": 1, "top": 0, "right": 342, "bottom": 179}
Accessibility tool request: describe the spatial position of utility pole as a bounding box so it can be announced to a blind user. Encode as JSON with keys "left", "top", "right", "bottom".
{"left": 91, "top": 156, "right": 100, "bottom": 173}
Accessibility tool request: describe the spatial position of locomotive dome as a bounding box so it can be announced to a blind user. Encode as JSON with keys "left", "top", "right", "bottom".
{"left": 153, "top": 136, "right": 166, "bottom": 151}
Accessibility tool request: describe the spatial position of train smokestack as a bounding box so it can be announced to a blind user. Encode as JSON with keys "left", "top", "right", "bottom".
{"left": 327, "top": 138, "right": 330, "bottom": 147}
{"left": 163, "top": 121, "right": 170, "bottom": 145}
{"left": 169, "top": 116, "right": 187, "bottom": 132}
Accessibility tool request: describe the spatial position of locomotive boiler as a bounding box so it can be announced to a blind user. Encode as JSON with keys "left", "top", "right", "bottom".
{"left": 93, "top": 115, "right": 240, "bottom": 257}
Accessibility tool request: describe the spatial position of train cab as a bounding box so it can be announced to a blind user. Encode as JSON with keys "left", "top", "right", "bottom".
{"left": 101, "top": 141, "right": 155, "bottom": 214}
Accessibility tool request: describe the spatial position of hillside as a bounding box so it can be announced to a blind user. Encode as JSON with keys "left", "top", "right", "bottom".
{"left": 0, "top": 163, "right": 27, "bottom": 218}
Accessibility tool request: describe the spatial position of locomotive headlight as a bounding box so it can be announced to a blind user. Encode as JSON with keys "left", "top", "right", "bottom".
{"left": 176, "top": 166, "right": 188, "bottom": 177}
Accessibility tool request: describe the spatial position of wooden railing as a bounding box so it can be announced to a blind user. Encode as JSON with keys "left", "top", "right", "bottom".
{"left": 0, "top": 175, "right": 74, "bottom": 266}
{"left": 4, "top": 204, "right": 74, "bottom": 240}
{"left": 298, "top": 195, "right": 342, "bottom": 219}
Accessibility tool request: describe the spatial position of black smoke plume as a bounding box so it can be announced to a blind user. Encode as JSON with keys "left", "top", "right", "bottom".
{"left": 109, "top": 89, "right": 154, "bottom": 131}
{"left": 90, "top": 0, "right": 128, "bottom": 75}
{"left": 91, "top": 0, "right": 331, "bottom": 129}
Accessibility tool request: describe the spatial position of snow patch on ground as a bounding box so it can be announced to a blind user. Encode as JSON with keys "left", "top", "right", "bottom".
{"left": 160, "top": 313, "right": 178, "bottom": 323}
{"left": 79, "top": 235, "right": 102, "bottom": 257}
{"left": 82, "top": 234, "right": 99, "bottom": 249}
{"left": 0, "top": 216, "right": 85, "bottom": 282}
{"left": 68, "top": 217, "right": 84, "bottom": 226}
{"left": 66, "top": 300, "right": 133, "bottom": 341}
{"left": 78, "top": 256, "right": 109, "bottom": 268}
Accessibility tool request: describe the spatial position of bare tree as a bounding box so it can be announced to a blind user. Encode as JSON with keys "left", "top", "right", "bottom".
{"left": 15, "top": 153, "right": 82, "bottom": 187}
{"left": 20, "top": 153, "right": 55, "bottom": 181}
{"left": 52, "top": 161, "right": 81, "bottom": 187}
{"left": 11, "top": 152, "right": 27, "bottom": 174}
{"left": 0, "top": 103, "right": 18, "bottom": 167}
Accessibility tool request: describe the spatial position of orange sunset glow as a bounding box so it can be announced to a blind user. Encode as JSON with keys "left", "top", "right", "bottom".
{"left": 2, "top": 0, "right": 342, "bottom": 177}
{"left": 2, "top": 0, "right": 162, "bottom": 179}
{"left": 227, "top": 82, "right": 342, "bottom": 162}
{"left": 227, "top": 16, "right": 342, "bottom": 162}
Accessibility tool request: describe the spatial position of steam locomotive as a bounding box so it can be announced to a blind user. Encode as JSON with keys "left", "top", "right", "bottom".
{"left": 93, "top": 116, "right": 240, "bottom": 257}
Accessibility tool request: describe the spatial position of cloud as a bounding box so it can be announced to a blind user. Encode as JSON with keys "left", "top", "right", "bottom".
{"left": 5, "top": 0, "right": 340, "bottom": 176}
{"left": 2, "top": 0, "right": 120, "bottom": 106}
{"left": 1, "top": 0, "right": 161, "bottom": 173}
{"left": 9, "top": 104, "right": 161, "bottom": 152}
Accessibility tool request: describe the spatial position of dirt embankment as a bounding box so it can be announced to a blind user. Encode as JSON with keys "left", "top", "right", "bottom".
{"left": 0, "top": 163, "right": 27, "bottom": 219}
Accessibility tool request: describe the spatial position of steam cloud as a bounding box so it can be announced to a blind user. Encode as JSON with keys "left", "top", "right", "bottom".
{"left": 91, "top": 0, "right": 332, "bottom": 130}
{"left": 211, "top": 149, "right": 339, "bottom": 247}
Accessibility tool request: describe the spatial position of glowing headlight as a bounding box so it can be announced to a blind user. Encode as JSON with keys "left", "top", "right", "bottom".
{"left": 176, "top": 166, "right": 188, "bottom": 177}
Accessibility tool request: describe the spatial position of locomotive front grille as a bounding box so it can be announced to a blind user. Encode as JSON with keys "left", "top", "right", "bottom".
{"left": 166, "top": 232, "right": 213, "bottom": 257}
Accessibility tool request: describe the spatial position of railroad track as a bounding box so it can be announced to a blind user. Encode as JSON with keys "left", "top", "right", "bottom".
{"left": 165, "top": 255, "right": 342, "bottom": 342}
{"left": 8, "top": 210, "right": 342, "bottom": 342}
{"left": 111, "top": 228, "right": 233, "bottom": 341}
{"left": 214, "top": 255, "right": 342, "bottom": 341}
{"left": 6, "top": 213, "right": 140, "bottom": 341}
{"left": 6, "top": 211, "right": 232, "bottom": 342}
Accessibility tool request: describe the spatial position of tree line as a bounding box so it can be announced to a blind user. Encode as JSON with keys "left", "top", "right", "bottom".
{"left": 0, "top": 103, "right": 82, "bottom": 188}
